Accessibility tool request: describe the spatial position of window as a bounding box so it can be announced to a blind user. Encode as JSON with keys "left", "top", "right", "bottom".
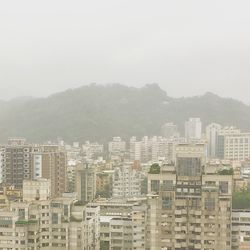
{"left": 63, "top": 205, "right": 68, "bottom": 217}
{"left": 205, "top": 198, "right": 215, "bottom": 211}
{"left": 18, "top": 209, "right": 25, "bottom": 220}
{"left": 162, "top": 196, "right": 173, "bottom": 210}
{"left": 151, "top": 180, "right": 160, "bottom": 193}
{"left": 51, "top": 203, "right": 61, "bottom": 208}
{"left": 177, "top": 157, "right": 201, "bottom": 176}
{"left": 52, "top": 213, "right": 58, "bottom": 224}
{"left": 219, "top": 181, "right": 228, "bottom": 194}
{"left": 162, "top": 180, "right": 173, "bottom": 191}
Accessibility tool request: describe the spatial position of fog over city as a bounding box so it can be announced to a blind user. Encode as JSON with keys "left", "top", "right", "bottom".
{"left": 1, "top": 1, "right": 250, "bottom": 250}
{"left": 1, "top": 0, "right": 250, "bottom": 102}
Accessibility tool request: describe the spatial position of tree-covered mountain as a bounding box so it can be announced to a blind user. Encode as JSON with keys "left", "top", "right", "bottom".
{"left": 0, "top": 83, "right": 249, "bottom": 143}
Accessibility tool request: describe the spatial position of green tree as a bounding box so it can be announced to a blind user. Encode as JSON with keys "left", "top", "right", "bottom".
{"left": 233, "top": 189, "right": 250, "bottom": 209}
{"left": 149, "top": 163, "right": 160, "bottom": 174}
{"left": 218, "top": 168, "right": 234, "bottom": 175}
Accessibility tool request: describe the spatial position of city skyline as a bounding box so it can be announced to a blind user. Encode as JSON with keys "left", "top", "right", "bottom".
{"left": 0, "top": 1, "right": 249, "bottom": 249}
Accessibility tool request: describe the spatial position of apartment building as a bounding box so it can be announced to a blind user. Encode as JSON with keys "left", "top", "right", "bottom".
{"left": 1, "top": 142, "right": 67, "bottom": 198}
{"left": 151, "top": 136, "right": 169, "bottom": 162}
{"left": 76, "top": 164, "right": 96, "bottom": 203}
{"left": 129, "top": 137, "right": 142, "bottom": 162}
{"left": 146, "top": 154, "right": 232, "bottom": 249}
{"left": 1, "top": 142, "right": 36, "bottom": 188}
{"left": 161, "top": 122, "right": 179, "bottom": 138}
{"left": 129, "top": 136, "right": 176, "bottom": 163}
{"left": 0, "top": 210, "right": 40, "bottom": 250}
{"left": 108, "top": 137, "right": 126, "bottom": 159}
{"left": 232, "top": 210, "right": 250, "bottom": 250}
{"left": 0, "top": 194, "right": 100, "bottom": 250}
{"left": 206, "top": 123, "right": 222, "bottom": 159}
{"left": 215, "top": 127, "right": 250, "bottom": 161}
{"left": 96, "top": 171, "right": 113, "bottom": 197}
{"left": 223, "top": 133, "right": 250, "bottom": 161}
{"left": 35, "top": 145, "right": 67, "bottom": 198}
{"left": 185, "top": 118, "right": 202, "bottom": 140}
{"left": 112, "top": 164, "right": 142, "bottom": 198}
{"left": 82, "top": 141, "right": 104, "bottom": 160}
{"left": 95, "top": 199, "right": 147, "bottom": 250}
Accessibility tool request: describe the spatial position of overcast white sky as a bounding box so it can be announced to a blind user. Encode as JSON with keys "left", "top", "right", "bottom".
{"left": 0, "top": 0, "right": 250, "bottom": 102}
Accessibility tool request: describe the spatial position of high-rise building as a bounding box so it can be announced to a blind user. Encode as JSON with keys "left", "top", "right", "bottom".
{"left": 223, "top": 133, "right": 250, "bottom": 161}
{"left": 108, "top": 137, "right": 126, "bottom": 159}
{"left": 151, "top": 136, "right": 168, "bottom": 162}
{"left": 31, "top": 145, "right": 67, "bottom": 198}
{"left": 112, "top": 164, "right": 142, "bottom": 198}
{"left": 129, "top": 137, "right": 142, "bottom": 162}
{"left": 185, "top": 118, "right": 202, "bottom": 140}
{"left": 128, "top": 136, "right": 179, "bottom": 163}
{"left": 76, "top": 164, "right": 96, "bottom": 203}
{"left": 215, "top": 127, "right": 250, "bottom": 161}
{"left": 141, "top": 136, "right": 151, "bottom": 163}
{"left": 147, "top": 151, "right": 232, "bottom": 249}
{"left": 161, "top": 122, "right": 179, "bottom": 138}
{"left": 1, "top": 142, "right": 67, "bottom": 198}
{"left": 206, "top": 123, "right": 222, "bottom": 159}
{"left": 1, "top": 142, "right": 36, "bottom": 188}
{"left": 216, "top": 127, "right": 243, "bottom": 159}
{"left": 96, "top": 171, "right": 113, "bottom": 197}
{"left": 82, "top": 141, "right": 104, "bottom": 160}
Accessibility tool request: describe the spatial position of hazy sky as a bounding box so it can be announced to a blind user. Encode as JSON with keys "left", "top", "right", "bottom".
{"left": 1, "top": 0, "right": 250, "bottom": 102}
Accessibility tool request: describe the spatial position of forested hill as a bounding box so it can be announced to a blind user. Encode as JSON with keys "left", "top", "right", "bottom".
{"left": 0, "top": 83, "right": 249, "bottom": 143}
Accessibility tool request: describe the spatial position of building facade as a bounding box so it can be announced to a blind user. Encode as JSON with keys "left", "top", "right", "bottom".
{"left": 147, "top": 156, "right": 232, "bottom": 249}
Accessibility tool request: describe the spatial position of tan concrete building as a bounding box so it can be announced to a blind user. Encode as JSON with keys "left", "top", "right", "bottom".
{"left": 147, "top": 156, "right": 232, "bottom": 249}
{"left": 95, "top": 199, "right": 147, "bottom": 250}
{"left": 23, "top": 178, "right": 51, "bottom": 202}
{"left": 31, "top": 145, "right": 67, "bottom": 198}
{"left": 0, "top": 194, "right": 100, "bottom": 250}
{"left": 1, "top": 143, "right": 35, "bottom": 188}
{"left": 232, "top": 210, "right": 250, "bottom": 250}
{"left": 1, "top": 142, "right": 67, "bottom": 198}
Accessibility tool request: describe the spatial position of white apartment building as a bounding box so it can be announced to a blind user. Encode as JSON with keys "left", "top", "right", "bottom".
{"left": 129, "top": 136, "right": 176, "bottom": 163}
{"left": 82, "top": 141, "right": 104, "bottom": 160}
{"left": 161, "top": 122, "right": 179, "bottom": 138}
{"left": 151, "top": 136, "right": 168, "bottom": 162}
{"left": 112, "top": 164, "right": 142, "bottom": 198}
{"left": 108, "top": 137, "right": 126, "bottom": 155}
{"left": 129, "top": 137, "right": 142, "bottom": 162}
{"left": 185, "top": 118, "right": 202, "bottom": 140}
{"left": 223, "top": 133, "right": 250, "bottom": 161}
